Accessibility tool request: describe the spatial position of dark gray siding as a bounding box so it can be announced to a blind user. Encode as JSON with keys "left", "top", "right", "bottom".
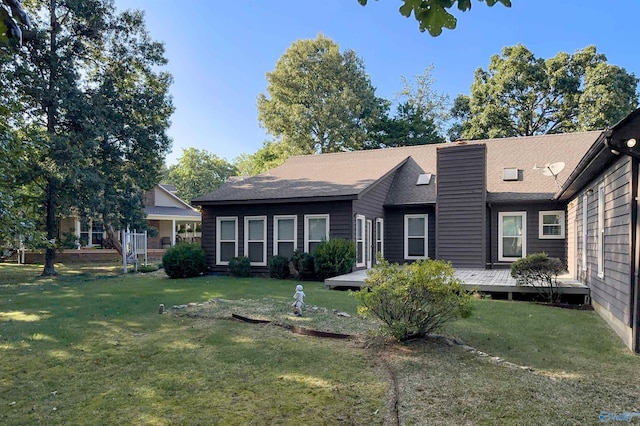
{"left": 384, "top": 205, "right": 436, "bottom": 264}
{"left": 436, "top": 144, "right": 487, "bottom": 268}
{"left": 200, "top": 200, "right": 353, "bottom": 274}
{"left": 574, "top": 157, "right": 633, "bottom": 325}
{"left": 489, "top": 202, "right": 568, "bottom": 267}
{"left": 353, "top": 171, "right": 397, "bottom": 268}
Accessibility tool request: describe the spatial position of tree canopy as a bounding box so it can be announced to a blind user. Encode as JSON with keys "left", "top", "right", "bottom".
{"left": 0, "top": 0, "right": 30, "bottom": 46}
{"left": 2, "top": 1, "right": 173, "bottom": 275}
{"left": 357, "top": 0, "right": 511, "bottom": 36}
{"left": 167, "top": 148, "right": 237, "bottom": 202}
{"left": 234, "top": 141, "right": 299, "bottom": 176}
{"left": 257, "top": 34, "right": 384, "bottom": 154}
{"left": 451, "top": 44, "right": 639, "bottom": 140}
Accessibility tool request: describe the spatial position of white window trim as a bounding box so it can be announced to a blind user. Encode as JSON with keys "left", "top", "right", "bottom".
{"left": 404, "top": 214, "right": 428, "bottom": 260}
{"left": 356, "top": 215, "right": 366, "bottom": 267}
{"left": 597, "top": 184, "right": 605, "bottom": 278}
{"left": 244, "top": 216, "right": 267, "bottom": 266}
{"left": 538, "top": 210, "right": 565, "bottom": 239}
{"left": 304, "top": 214, "right": 329, "bottom": 253}
{"left": 273, "top": 215, "right": 297, "bottom": 257}
{"left": 582, "top": 194, "right": 588, "bottom": 272}
{"left": 498, "top": 212, "right": 527, "bottom": 262}
{"left": 216, "top": 216, "right": 238, "bottom": 266}
{"left": 375, "top": 218, "right": 384, "bottom": 260}
{"left": 77, "top": 219, "right": 104, "bottom": 247}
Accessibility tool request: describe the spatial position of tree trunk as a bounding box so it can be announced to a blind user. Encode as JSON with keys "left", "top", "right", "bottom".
{"left": 106, "top": 224, "right": 123, "bottom": 256}
{"left": 41, "top": 179, "right": 57, "bottom": 276}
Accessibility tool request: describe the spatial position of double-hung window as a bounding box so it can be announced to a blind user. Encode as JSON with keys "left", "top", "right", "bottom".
{"left": 274, "top": 215, "right": 297, "bottom": 258}
{"left": 404, "top": 214, "right": 428, "bottom": 259}
{"left": 498, "top": 212, "right": 526, "bottom": 261}
{"left": 375, "top": 218, "right": 384, "bottom": 259}
{"left": 582, "top": 194, "right": 588, "bottom": 271}
{"left": 216, "top": 217, "right": 238, "bottom": 265}
{"left": 356, "top": 215, "right": 365, "bottom": 267}
{"left": 539, "top": 211, "right": 565, "bottom": 239}
{"left": 245, "top": 216, "right": 267, "bottom": 266}
{"left": 597, "top": 184, "right": 605, "bottom": 278}
{"left": 305, "top": 214, "right": 329, "bottom": 253}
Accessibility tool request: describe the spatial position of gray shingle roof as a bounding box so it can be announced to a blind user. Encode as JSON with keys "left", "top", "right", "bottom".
{"left": 193, "top": 131, "right": 602, "bottom": 205}
{"left": 145, "top": 206, "right": 201, "bottom": 219}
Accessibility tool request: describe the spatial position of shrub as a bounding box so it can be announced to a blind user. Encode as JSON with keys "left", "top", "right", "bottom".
{"left": 137, "top": 264, "right": 159, "bottom": 273}
{"left": 289, "top": 251, "right": 315, "bottom": 281}
{"left": 354, "top": 258, "right": 474, "bottom": 341}
{"left": 269, "top": 255, "right": 290, "bottom": 279}
{"left": 228, "top": 256, "right": 251, "bottom": 277}
{"left": 162, "top": 243, "right": 206, "bottom": 279}
{"left": 313, "top": 238, "right": 356, "bottom": 280}
{"left": 511, "top": 252, "right": 564, "bottom": 303}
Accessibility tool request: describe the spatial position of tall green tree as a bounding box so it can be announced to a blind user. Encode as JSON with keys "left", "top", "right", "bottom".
{"left": 367, "top": 66, "right": 448, "bottom": 148}
{"left": 0, "top": 0, "right": 30, "bottom": 46}
{"left": 2, "top": 1, "right": 173, "bottom": 275}
{"left": 257, "top": 34, "right": 384, "bottom": 154}
{"left": 451, "top": 44, "right": 639, "bottom": 139}
{"left": 358, "top": 0, "right": 511, "bottom": 36}
{"left": 234, "top": 141, "right": 299, "bottom": 176}
{"left": 167, "top": 148, "right": 237, "bottom": 202}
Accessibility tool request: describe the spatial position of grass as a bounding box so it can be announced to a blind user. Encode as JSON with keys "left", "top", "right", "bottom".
{"left": 1, "top": 262, "right": 639, "bottom": 425}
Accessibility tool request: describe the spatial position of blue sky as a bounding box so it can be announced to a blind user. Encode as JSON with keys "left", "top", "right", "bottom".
{"left": 112, "top": 0, "right": 639, "bottom": 165}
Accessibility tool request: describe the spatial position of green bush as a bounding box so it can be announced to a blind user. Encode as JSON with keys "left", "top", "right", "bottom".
{"left": 511, "top": 252, "right": 564, "bottom": 303}
{"left": 228, "top": 256, "right": 251, "bottom": 277}
{"left": 313, "top": 238, "right": 356, "bottom": 280}
{"left": 354, "top": 258, "right": 474, "bottom": 341}
{"left": 269, "top": 255, "right": 290, "bottom": 279}
{"left": 290, "top": 251, "right": 315, "bottom": 281}
{"left": 162, "top": 243, "right": 206, "bottom": 279}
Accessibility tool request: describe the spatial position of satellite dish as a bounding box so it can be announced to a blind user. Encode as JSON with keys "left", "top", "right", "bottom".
{"left": 533, "top": 162, "right": 565, "bottom": 177}
{"left": 541, "top": 162, "right": 565, "bottom": 177}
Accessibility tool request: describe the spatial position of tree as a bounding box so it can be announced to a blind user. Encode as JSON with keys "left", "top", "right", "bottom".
{"left": 234, "top": 140, "right": 301, "bottom": 176}
{"left": 167, "top": 148, "right": 237, "bottom": 202}
{"left": 2, "top": 1, "right": 173, "bottom": 275}
{"left": 0, "top": 0, "right": 30, "bottom": 46}
{"left": 257, "top": 34, "right": 384, "bottom": 154}
{"left": 451, "top": 44, "right": 639, "bottom": 140}
{"left": 367, "top": 66, "right": 448, "bottom": 148}
{"left": 357, "top": 0, "right": 511, "bottom": 36}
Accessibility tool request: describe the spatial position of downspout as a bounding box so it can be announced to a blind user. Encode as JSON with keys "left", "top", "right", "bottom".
{"left": 487, "top": 202, "right": 493, "bottom": 269}
{"left": 633, "top": 159, "right": 640, "bottom": 353}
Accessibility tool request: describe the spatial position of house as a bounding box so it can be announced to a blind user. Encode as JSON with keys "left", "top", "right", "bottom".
{"left": 555, "top": 109, "right": 640, "bottom": 354}
{"left": 47, "top": 184, "right": 201, "bottom": 263}
{"left": 192, "top": 132, "right": 596, "bottom": 273}
{"left": 193, "top": 111, "right": 640, "bottom": 353}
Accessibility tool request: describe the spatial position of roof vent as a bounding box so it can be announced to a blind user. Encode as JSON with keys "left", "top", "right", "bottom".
{"left": 416, "top": 173, "right": 432, "bottom": 185}
{"left": 503, "top": 168, "right": 519, "bottom": 181}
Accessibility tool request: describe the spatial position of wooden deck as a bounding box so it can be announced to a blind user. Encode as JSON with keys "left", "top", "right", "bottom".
{"left": 325, "top": 268, "right": 590, "bottom": 303}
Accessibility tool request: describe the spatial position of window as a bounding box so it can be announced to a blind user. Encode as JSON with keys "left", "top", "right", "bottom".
{"left": 597, "top": 184, "right": 605, "bottom": 278}
{"left": 216, "top": 217, "right": 237, "bottom": 265}
{"left": 539, "top": 211, "right": 565, "bottom": 239}
{"left": 274, "top": 216, "right": 297, "bottom": 258}
{"left": 356, "top": 215, "right": 365, "bottom": 267}
{"left": 582, "top": 194, "right": 588, "bottom": 271}
{"left": 304, "top": 214, "right": 329, "bottom": 253}
{"left": 498, "top": 212, "right": 526, "bottom": 261}
{"left": 245, "top": 216, "right": 267, "bottom": 266}
{"left": 375, "top": 218, "right": 384, "bottom": 259}
{"left": 78, "top": 219, "right": 103, "bottom": 246}
{"left": 404, "top": 214, "right": 428, "bottom": 259}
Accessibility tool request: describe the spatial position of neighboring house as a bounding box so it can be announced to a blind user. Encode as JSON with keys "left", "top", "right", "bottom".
{"left": 192, "top": 110, "right": 640, "bottom": 353}
{"left": 59, "top": 184, "right": 201, "bottom": 250}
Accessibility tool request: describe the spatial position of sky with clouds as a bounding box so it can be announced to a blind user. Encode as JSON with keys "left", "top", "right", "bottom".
{"left": 112, "top": 0, "right": 640, "bottom": 165}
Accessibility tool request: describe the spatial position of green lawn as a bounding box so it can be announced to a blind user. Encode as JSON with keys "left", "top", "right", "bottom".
{"left": 1, "top": 263, "right": 639, "bottom": 425}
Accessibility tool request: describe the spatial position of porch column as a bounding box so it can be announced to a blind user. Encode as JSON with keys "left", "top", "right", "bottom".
{"left": 171, "top": 219, "right": 176, "bottom": 246}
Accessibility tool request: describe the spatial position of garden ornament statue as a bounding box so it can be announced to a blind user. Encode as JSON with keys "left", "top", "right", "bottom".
{"left": 291, "top": 284, "right": 305, "bottom": 317}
